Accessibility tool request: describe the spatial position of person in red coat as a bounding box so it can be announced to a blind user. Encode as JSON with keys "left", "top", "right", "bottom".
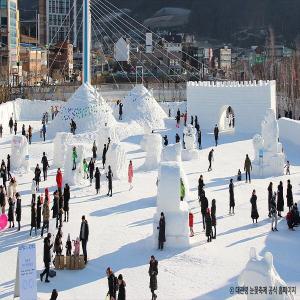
{"left": 128, "top": 160, "right": 133, "bottom": 190}
{"left": 189, "top": 212, "right": 194, "bottom": 237}
{"left": 56, "top": 168, "right": 63, "bottom": 196}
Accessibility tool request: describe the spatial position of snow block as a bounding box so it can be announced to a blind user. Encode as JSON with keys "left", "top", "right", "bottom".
{"left": 154, "top": 162, "right": 190, "bottom": 248}
{"left": 278, "top": 118, "right": 300, "bottom": 147}
{"left": 142, "top": 134, "right": 162, "bottom": 170}
{"left": 63, "top": 144, "right": 86, "bottom": 186}
{"left": 238, "top": 247, "right": 294, "bottom": 300}
{"left": 53, "top": 132, "right": 74, "bottom": 168}
{"left": 161, "top": 143, "right": 182, "bottom": 162}
{"left": 252, "top": 109, "right": 285, "bottom": 177}
{"left": 11, "top": 135, "right": 29, "bottom": 173}
{"left": 105, "top": 143, "right": 127, "bottom": 179}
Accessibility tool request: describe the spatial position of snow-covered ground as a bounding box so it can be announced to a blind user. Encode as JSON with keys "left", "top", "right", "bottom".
{"left": 0, "top": 114, "right": 299, "bottom": 300}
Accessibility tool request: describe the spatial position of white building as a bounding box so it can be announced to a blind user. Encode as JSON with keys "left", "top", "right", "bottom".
{"left": 219, "top": 46, "right": 231, "bottom": 70}
{"left": 114, "top": 37, "right": 130, "bottom": 62}
{"left": 187, "top": 80, "right": 276, "bottom": 134}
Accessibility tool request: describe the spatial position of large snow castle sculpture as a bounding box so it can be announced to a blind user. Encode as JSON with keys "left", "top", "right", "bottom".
{"left": 252, "top": 109, "right": 285, "bottom": 177}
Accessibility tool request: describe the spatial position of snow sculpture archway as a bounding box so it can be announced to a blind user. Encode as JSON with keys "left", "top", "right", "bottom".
{"left": 187, "top": 80, "right": 276, "bottom": 134}
{"left": 219, "top": 105, "right": 235, "bottom": 132}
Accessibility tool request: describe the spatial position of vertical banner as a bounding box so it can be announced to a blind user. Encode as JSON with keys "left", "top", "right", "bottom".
{"left": 14, "top": 244, "right": 37, "bottom": 300}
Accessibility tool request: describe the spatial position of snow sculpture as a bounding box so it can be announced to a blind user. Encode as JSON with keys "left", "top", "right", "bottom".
{"left": 142, "top": 134, "right": 162, "bottom": 170}
{"left": 53, "top": 132, "right": 74, "bottom": 168}
{"left": 252, "top": 109, "right": 285, "bottom": 177}
{"left": 63, "top": 144, "right": 86, "bottom": 186}
{"left": 153, "top": 160, "right": 190, "bottom": 248}
{"left": 182, "top": 124, "right": 199, "bottom": 161}
{"left": 96, "top": 126, "right": 119, "bottom": 152}
{"left": 105, "top": 143, "right": 127, "bottom": 179}
{"left": 238, "top": 247, "right": 294, "bottom": 300}
{"left": 11, "top": 135, "right": 29, "bottom": 173}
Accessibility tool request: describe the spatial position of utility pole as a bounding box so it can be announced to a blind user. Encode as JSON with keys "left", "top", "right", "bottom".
{"left": 83, "top": 0, "right": 91, "bottom": 84}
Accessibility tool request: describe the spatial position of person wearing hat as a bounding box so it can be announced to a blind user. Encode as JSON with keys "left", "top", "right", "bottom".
{"left": 79, "top": 215, "right": 89, "bottom": 264}
{"left": 157, "top": 212, "right": 166, "bottom": 250}
{"left": 40, "top": 233, "right": 53, "bottom": 283}
{"left": 205, "top": 208, "right": 213, "bottom": 242}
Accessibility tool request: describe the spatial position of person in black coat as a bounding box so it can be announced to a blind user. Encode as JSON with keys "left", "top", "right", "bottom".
{"left": 34, "top": 164, "right": 41, "bottom": 191}
{"left": 8, "top": 197, "right": 15, "bottom": 228}
{"left": 199, "top": 190, "right": 208, "bottom": 230}
{"left": 80, "top": 215, "right": 89, "bottom": 264}
{"left": 250, "top": 190, "right": 259, "bottom": 223}
{"left": 157, "top": 212, "right": 166, "bottom": 250}
{"left": 205, "top": 209, "right": 213, "bottom": 242}
{"left": 163, "top": 135, "right": 168, "bottom": 146}
{"left": 14, "top": 121, "right": 17, "bottom": 135}
{"left": 21, "top": 124, "right": 26, "bottom": 136}
{"left": 198, "top": 175, "right": 205, "bottom": 199}
{"left": 1, "top": 162, "right": 7, "bottom": 192}
{"left": 7, "top": 154, "right": 11, "bottom": 180}
{"left": 88, "top": 158, "right": 95, "bottom": 186}
{"left": 30, "top": 201, "right": 37, "bottom": 236}
{"left": 286, "top": 180, "right": 293, "bottom": 211}
{"left": 106, "top": 166, "right": 113, "bottom": 197}
{"left": 36, "top": 196, "right": 42, "bottom": 229}
{"left": 63, "top": 184, "right": 70, "bottom": 222}
{"left": 106, "top": 267, "right": 117, "bottom": 300}
{"left": 268, "top": 182, "right": 273, "bottom": 217}
{"left": 277, "top": 181, "right": 284, "bottom": 217}
{"left": 208, "top": 149, "right": 214, "bottom": 172}
{"left": 40, "top": 233, "right": 53, "bottom": 283}
{"left": 15, "top": 193, "right": 21, "bottom": 231}
{"left": 149, "top": 255, "right": 158, "bottom": 300}
{"left": 52, "top": 191, "right": 59, "bottom": 219}
{"left": 211, "top": 199, "right": 216, "bottom": 239}
{"left": 175, "top": 133, "right": 180, "bottom": 143}
{"left": 117, "top": 274, "right": 126, "bottom": 300}
{"left": 41, "top": 152, "right": 49, "bottom": 181}
{"left": 229, "top": 179, "right": 235, "bottom": 215}
{"left": 102, "top": 144, "right": 107, "bottom": 169}
{"left": 214, "top": 124, "right": 219, "bottom": 146}
{"left": 197, "top": 129, "right": 202, "bottom": 149}
{"left": 119, "top": 102, "right": 123, "bottom": 120}
{"left": 9, "top": 117, "right": 13, "bottom": 134}
{"left": 94, "top": 167, "right": 101, "bottom": 194}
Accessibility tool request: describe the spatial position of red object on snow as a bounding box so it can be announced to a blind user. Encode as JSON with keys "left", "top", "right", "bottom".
{"left": 56, "top": 170, "right": 63, "bottom": 188}
{"left": 189, "top": 212, "right": 194, "bottom": 227}
{"left": 128, "top": 163, "right": 133, "bottom": 184}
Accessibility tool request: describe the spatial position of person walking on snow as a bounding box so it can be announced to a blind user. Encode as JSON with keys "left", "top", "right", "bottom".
{"left": 56, "top": 168, "right": 63, "bottom": 196}
{"left": 284, "top": 160, "right": 290, "bottom": 175}
{"left": 229, "top": 179, "right": 235, "bottom": 215}
{"left": 286, "top": 179, "right": 293, "bottom": 211}
{"left": 21, "top": 124, "right": 26, "bottom": 136}
{"left": 149, "top": 255, "right": 158, "bottom": 300}
{"left": 7, "top": 154, "right": 11, "bottom": 180}
{"left": 268, "top": 182, "right": 273, "bottom": 217}
{"left": 205, "top": 208, "right": 213, "bottom": 242}
{"left": 106, "top": 166, "right": 113, "bottom": 197}
{"left": 176, "top": 109, "right": 180, "bottom": 128}
{"left": 198, "top": 175, "right": 205, "bottom": 199}
{"left": 106, "top": 267, "right": 118, "bottom": 300}
{"left": 14, "top": 121, "right": 17, "bottom": 135}
{"left": 30, "top": 200, "right": 37, "bottom": 236}
{"left": 79, "top": 215, "right": 89, "bottom": 264}
{"left": 189, "top": 211, "right": 194, "bottom": 237}
{"left": 250, "top": 190, "right": 259, "bottom": 223}
{"left": 117, "top": 274, "right": 126, "bottom": 300}
{"left": 211, "top": 199, "right": 217, "bottom": 239}
{"left": 8, "top": 197, "right": 15, "bottom": 228}
{"left": 42, "top": 123, "right": 46, "bottom": 141}
{"left": 34, "top": 164, "right": 41, "bottom": 191}
{"left": 128, "top": 160, "right": 133, "bottom": 190}
{"left": 83, "top": 159, "right": 89, "bottom": 179}
{"left": 63, "top": 183, "right": 70, "bottom": 222}
{"left": 208, "top": 149, "right": 214, "bottom": 171}
{"left": 119, "top": 102, "right": 123, "bottom": 120}
{"left": 244, "top": 154, "right": 252, "bottom": 183}
{"left": 92, "top": 141, "right": 97, "bottom": 161}
{"left": 175, "top": 133, "right": 180, "bottom": 143}
{"left": 270, "top": 193, "right": 278, "bottom": 231}
{"left": 9, "top": 117, "right": 13, "bottom": 134}
{"left": 214, "top": 124, "right": 219, "bottom": 146}
{"left": 94, "top": 167, "right": 101, "bottom": 194}
{"left": 199, "top": 190, "right": 208, "bottom": 230}
{"left": 72, "top": 146, "right": 78, "bottom": 170}
{"left": 102, "top": 144, "right": 107, "bottom": 169}
{"left": 157, "top": 212, "right": 166, "bottom": 250}
{"left": 15, "top": 192, "right": 22, "bottom": 231}
{"left": 197, "top": 129, "right": 202, "bottom": 149}
{"left": 41, "top": 152, "right": 49, "bottom": 181}
{"left": 163, "top": 135, "right": 168, "bottom": 146}
{"left": 40, "top": 233, "right": 53, "bottom": 283}
{"left": 41, "top": 200, "right": 50, "bottom": 237}
{"left": 28, "top": 125, "right": 32, "bottom": 144}
{"left": 88, "top": 158, "right": 95, "bottom": 186}
{"left": 277, "top": 181, "right": 284, "bottom": 217}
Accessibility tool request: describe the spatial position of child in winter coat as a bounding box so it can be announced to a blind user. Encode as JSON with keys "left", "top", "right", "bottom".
{"left": 189, "top": 212, "right": 194, "bottom": 237}
{"left": 66, "top": 234, "right": 72, "bottom": 256}
{"left": 73, "top": 237, "right": 80, "bottom": 255}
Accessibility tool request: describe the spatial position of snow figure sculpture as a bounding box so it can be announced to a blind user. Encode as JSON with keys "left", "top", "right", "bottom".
{"left": 182, "top": 124, "right": 199, "bottom": 161}
{"left": 153, "top": 159, "right": 190, "bottom": 248}
{"left": 96, "top": 126, "right": 119, "bottom": 152}
{"left": 142, "top": 134, "right": 162, "bottom": 170}
{"left": 11, "top": 135, "right": 29, "bottom": 173}
{"left": 63, "top": 144, "right": 86, "bottom": 186}
{"left": 53, "top": 132, "right": 74, "bottom": 168}
{"left": 238, "top": 247, "right": 294, "bottom": 300}
{"left": 105, "top": 143, "right": 127, "bottom": 179}
{"left": 252, "top": 109, "right": 285, "bottom": 177}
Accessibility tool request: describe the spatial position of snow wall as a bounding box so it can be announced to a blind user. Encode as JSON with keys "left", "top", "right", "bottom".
{"left": 187, "top": 80, "right": 277, "bottom": 134}
{"left": 278, "top": 118, "right": 300, "bottom": 147}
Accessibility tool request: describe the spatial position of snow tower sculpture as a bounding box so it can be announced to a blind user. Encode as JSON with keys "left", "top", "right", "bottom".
{"left": 252, "top": 109, "right": 285, "bottom": 177}
{"left": 238, "top": 247, "right": 294, "bottom": 300}
{"left": 142, "top": 134, "right": 162, "bottom": 170}
{"left": 182, "top": 124, "right": 199, "bottom": 161}
{"left": 153, "top": 144, "right": 191, "bottom": 248}
{"left": 11, "top": 135, "right": 29, "bottom": 173}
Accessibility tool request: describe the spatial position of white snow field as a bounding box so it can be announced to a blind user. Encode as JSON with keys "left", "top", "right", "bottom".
{"left": 0, "top": 102, "right": 300, "bottom": 300}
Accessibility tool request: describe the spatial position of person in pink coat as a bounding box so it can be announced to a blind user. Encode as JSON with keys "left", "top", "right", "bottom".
{"left": 128, "top": 160, "right": 133, "bottom": 190}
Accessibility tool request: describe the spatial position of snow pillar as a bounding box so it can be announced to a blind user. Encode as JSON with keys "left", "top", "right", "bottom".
{"left": 83, "top": 0, "right": 91, "bottom": 84}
